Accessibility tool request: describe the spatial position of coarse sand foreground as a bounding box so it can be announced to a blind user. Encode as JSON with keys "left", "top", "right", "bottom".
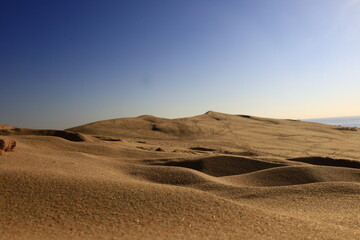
{"left": 1, "top": 111, "right": 360, "bottom": 239}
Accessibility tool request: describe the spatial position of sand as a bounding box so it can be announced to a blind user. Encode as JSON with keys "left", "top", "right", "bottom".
{"left": 1, "top": 111, "right": 360, "bottom": 239}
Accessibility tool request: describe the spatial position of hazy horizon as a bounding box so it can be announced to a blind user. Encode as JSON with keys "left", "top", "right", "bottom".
{"left": 2, "top": 110, "right": 360, "bottom": 130}
{"left": 1, "top": 0, "right": 359, "bottom": 129}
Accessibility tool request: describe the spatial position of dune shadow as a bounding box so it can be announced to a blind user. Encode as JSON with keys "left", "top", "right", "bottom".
{"left": 161, "top": 159, "right": 204, "bottom": 172}
{"left": 238, "top": 115, "right": 279, "bottom": 124}
{"left": 189, "top": 147, "right": 216, "bottom": 152}
{"left": 148, "top": 156, "right": 285, "bottom": 177}
{"left": 288, "top": 157, "right": 360, "bottom": 169}
{"left": 47, "top": 130, "right": 86, "bottom": 142}
{"left": 94, "top": 136, "right": 122, "bottom": 141}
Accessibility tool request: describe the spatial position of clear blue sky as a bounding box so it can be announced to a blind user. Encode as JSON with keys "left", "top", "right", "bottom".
{"left": 1, "top": 0, "right": 359, "bottom": 129}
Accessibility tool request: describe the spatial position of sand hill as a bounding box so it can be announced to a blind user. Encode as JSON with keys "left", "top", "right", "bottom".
{"left": 1, "top": 111, "right": 360, "bottom": 239}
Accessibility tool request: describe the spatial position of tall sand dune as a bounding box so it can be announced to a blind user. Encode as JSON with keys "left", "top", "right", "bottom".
{"left": 1, "top": 111, "right": 360, "bottom": 239}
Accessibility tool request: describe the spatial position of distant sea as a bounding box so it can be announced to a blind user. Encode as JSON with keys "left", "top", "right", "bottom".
{"left": 304, "top": 116, "right": 360, "bottom": 128}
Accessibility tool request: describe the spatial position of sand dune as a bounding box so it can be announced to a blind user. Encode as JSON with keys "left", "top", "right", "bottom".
{"left": 1, "top": 127, "right": 87, "bottom": 142}
{"left": 1, "top": 111, "right": 360, "bottom": 239}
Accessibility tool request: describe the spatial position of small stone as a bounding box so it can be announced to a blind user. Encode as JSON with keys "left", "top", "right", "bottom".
{"left": 155, "top": 147, "right": 164, "bottom": 152}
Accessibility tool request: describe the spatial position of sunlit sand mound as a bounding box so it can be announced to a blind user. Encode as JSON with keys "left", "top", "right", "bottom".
{"left": 68, "top": 111, "right": 360, "bottom": 160}
{"left": 67, "top": 111, "right": 341, "bottom": 139}
{"left": 68, "top": 111, "right": 301, "bottom": 139}
{"left": 1, "top": 112, "right": 360, "bottom": 239}
{"left": 0, "top": 125, "right": 15, "bottom": 130}
{"left": 1, "top": 126, "right": 87, "bottom": 142}
{"left": 4, "top": 169, "right": 360, "bottom": 240}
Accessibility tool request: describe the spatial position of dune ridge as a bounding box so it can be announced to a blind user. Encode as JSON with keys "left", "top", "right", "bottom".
{"left": 1, "top": 111, "right": 360, "bottom": 239}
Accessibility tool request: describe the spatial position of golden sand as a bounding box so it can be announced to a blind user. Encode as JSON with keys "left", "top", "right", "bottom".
{"left": 1, "top": 111, "right": 360, "bottom": 239}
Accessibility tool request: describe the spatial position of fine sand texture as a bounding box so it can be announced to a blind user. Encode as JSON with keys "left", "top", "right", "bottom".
{"left": 1, "top": 111, "right": 360, "bottom": 239}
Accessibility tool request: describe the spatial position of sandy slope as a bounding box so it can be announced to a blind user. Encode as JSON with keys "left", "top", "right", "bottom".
{"left": 1, "top": 111, "right": 360, "bottom": 239}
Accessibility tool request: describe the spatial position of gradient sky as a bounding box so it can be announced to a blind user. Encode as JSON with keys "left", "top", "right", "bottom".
{"left": 1, "top": 0, "right": 360, "bottom": 129}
